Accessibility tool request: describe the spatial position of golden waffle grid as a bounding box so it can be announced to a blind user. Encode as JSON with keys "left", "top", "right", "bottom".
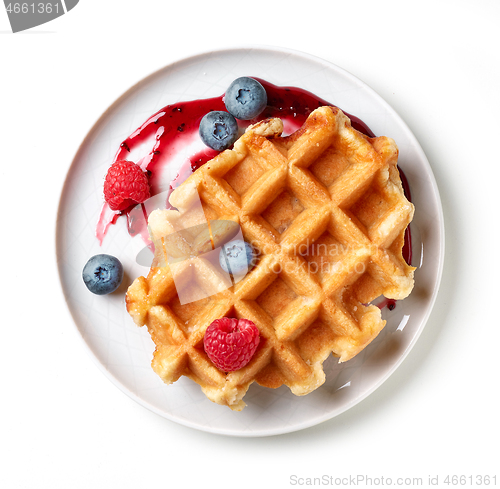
{"left": 126, "top": 106, "right": 415, "bottom": 410}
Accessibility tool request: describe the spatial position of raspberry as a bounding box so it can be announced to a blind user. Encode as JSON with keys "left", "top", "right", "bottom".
{"left": 103, "top": 160, "right": 150, "bottom": 211}
{"left": 203, "top": 318, "right": 260, "bottom": 372}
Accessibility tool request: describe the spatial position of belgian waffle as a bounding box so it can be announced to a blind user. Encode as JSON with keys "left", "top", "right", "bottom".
{"left": 125, "top": 106, "right": 415, "bottom": 410}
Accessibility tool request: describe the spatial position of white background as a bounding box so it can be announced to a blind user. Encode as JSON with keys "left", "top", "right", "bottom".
{"left": 1, "top": 1, "right": 499, "bottom": 488}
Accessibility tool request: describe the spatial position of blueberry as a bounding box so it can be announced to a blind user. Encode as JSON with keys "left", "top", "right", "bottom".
{"left": 219, "top": 240, "right": 256, "bottom": 275}
{"left": 199, "top": 111, "right": 238, "bottom": 151}
{"left": 82, "top": 254, "right": 124, "bottom": 295}
{"left": 224, "top": 77, "right": 267, "bottom": 120}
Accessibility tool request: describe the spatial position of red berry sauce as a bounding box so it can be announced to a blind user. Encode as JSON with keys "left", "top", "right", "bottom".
{"left": 96, "top": 79, "right": 376, "bottom": 243}
{"left": 96, "top": 78, "right": 413, "bottom": 310}
{"left": 376, "top": 298, "right": 397, "bottom": 311}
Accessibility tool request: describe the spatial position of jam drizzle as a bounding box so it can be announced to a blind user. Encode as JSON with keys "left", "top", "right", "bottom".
{"left": 96, "top": 79, "right": 377, "bottom": 244}
{"left": 376, "top": 298, "right": 397, "bottom": 311}
{"left": 399, "top": 167, "right": 413, "bottom": 267}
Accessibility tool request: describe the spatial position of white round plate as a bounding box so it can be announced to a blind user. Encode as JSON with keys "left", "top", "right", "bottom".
{"left": 56, "top": 46, "right": 444, "bottom": 436}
